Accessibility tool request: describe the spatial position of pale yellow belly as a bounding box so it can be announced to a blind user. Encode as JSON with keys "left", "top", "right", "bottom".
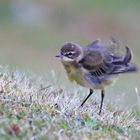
{"left": 63, "top": 63, "right": 117, "bottom": 89}
{"left": 67, "top": 67, "right": 86, "bottom": 86}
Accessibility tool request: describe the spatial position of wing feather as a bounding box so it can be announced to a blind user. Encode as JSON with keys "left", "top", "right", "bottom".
{"left": 80, "top": 41, "right": 137, "bottom": 78}
{"left": 79, "top": 48, "right": 112, "bottom": 77}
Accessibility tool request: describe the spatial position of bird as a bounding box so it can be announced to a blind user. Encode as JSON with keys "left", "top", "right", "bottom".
{"left": 56, "top": 38, "right": 137, "bottom": 114}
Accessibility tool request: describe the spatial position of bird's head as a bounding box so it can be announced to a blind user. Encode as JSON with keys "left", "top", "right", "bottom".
{"left": 56, "top": 43, "right": 83, "bottom": 62}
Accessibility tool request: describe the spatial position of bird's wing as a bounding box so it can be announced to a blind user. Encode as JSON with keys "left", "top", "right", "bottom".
{"left": 86, "top": 37, "right": 120, "bottom": 55}
{"left": 86, "top": 39, "right": 101, "bottom": 49}
{"left": 79, "top": 40, "right": 137, "bottom": 84}
{"left": 80, "top": 42, "right": 136, "bottom": 77}
{"left": 79, "top": 48, "right": 113, "bottom": 77}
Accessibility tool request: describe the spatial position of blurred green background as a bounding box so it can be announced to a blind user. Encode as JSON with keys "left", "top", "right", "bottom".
{"left": 0, "top": 0, "right": 140, "bottom": 106}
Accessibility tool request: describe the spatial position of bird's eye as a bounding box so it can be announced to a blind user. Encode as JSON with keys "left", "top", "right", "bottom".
{"left": 65, "top": 52, "right": 74, "bottom": 58}
{"left": 67, "top": 52, "right": 73, "bottom": 56}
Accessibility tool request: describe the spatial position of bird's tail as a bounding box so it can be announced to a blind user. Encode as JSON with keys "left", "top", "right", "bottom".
{"left": 123, "top": 46, "right": 132, "bottom": 65}
{"left": 112, "top": 63, "right": 138, "bottom": 74}
{"left": 112, "top": 46, "right": 138, "bottom": 74}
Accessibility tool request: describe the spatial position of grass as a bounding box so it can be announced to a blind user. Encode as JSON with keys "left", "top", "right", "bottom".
{"left": 0, "top": 66, "right": 139, "bottom": 140}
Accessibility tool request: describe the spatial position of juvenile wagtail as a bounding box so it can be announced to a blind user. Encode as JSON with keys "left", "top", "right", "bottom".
{"left": 56, "top": 38, "right": 137, "bottom": 114}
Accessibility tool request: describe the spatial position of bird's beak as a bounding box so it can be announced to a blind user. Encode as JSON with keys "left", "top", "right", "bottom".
{"left": 55, "top": 55, "right": 60, "bottom": 58}
{"left": 55, "top": 54, "right": 62, "bottom": 58}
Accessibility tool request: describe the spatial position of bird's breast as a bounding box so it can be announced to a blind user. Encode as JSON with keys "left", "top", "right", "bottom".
{"left": 62, "top": 62, "right": 86, "bottom": 86}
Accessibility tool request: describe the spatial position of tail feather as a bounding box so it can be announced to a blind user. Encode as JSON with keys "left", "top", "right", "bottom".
{"left": 112, "top": 63, "right": 138, "bottom": 74}
{"left": 112, "top": 46, "right": 132, "bottom": 65}
{"left": 123, "top": 46, "right": 132, "bottom": 65}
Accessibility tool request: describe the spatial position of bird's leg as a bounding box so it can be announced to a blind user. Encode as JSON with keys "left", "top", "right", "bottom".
{"left": 80, "top": 89, "right": 93, "bottom": 107}
{"left": 99, "top": 89, "right": 105, "bottom": 115}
